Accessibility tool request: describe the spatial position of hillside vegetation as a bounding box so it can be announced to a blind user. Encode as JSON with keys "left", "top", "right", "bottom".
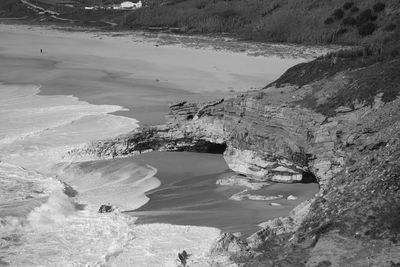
{"left": 0, "top": 0, "right": 35, "bottom": 17}
{"left": 125, "top": 0, "right": 400, "bottom": 51}
{"left": 2, "top": 0, "right": 399, "bottom": 52}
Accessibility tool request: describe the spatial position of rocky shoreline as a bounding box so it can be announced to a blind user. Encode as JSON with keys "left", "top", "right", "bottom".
{"left": 70, "top": 96, "right": 317, "bottom": 185}
{"left": 69, "top": 52, "right": 400, "bottom": 266}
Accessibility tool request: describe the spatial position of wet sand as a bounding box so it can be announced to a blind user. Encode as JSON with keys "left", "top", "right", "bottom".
{"left": 123, "top": 152, "right": 319, "bottom": 237}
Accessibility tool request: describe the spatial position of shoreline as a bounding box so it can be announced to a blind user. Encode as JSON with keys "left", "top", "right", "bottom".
{"left": 0, "top": 23, "right": 314, "bottom": 125}
{"left": 0, "top": 22, "right": 323, "bottom": 266}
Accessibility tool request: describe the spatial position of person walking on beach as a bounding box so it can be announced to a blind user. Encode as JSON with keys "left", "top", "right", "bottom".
{"left": 178, "top": 250, "right": 188, "bottom": 267}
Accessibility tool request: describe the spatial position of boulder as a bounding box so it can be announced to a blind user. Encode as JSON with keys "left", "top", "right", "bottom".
{"left": 98, "top": 204, "right": 115, "bottom": 213}
{"left": 246, "top": 227, "right": 276, "bottom": 249}
{"left": 210, "top": 233, "right": 249, "bottom": 256}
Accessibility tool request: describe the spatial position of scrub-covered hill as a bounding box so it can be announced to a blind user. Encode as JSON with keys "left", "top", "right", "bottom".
{"left": 126, "top": 0, "right": 400, "bottom": 49}
{"left": 2, "top": 0, "right": 400, "bottom": 53}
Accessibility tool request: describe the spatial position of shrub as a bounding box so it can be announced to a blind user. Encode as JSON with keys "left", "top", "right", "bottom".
{"left": 383, "top": 23, "right": 396, "bottom": 32}
{"left": 337, "top": 27, "right": 348, "bottom": 35}
{"left": 332, "top": 8, "right": 344, "bottom": 20}
{"left": 334, "top": 47, "right": 365, "bottom": 58}
{"left": 215, "top": 9, "right": 239, "bottom": 19}
{"left": 356, "top": 9, "right": 373, "bottom": 25}
{"left": 350, "top": 6, "right": 359, "bottom": 13}
{"left": 390, "top": 49, "right": 399, "bottom": 57}
{"left": 358, "top": 22, "right": 376, "bottom": 36}
{"left": 261, "top": 4, "right": 280, "bottom": 17}
{"left": 343, "top": 2, "right": 354, "bottom": 10}
{"left": 196, "top": 1, "right": 207, "bottom": 9}
{"left": 342, "top": 17, "right": 356, "bottom": 26}
{"left": 373, "top": 3, "right": 385, "bottom": 13}
{"left": 324, "top": 17, "right": 335, "bottom": 25}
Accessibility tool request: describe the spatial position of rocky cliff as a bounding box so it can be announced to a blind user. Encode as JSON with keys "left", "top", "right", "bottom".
{"left": 218, "top": 55, "right": 400, "bottom": 266}
{"left": 70, "top": 54, "right": 400, "bottom": 266}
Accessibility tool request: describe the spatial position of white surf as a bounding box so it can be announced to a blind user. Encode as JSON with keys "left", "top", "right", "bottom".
{"left": 0, "top": 82, "right": 222, "bottom": 266}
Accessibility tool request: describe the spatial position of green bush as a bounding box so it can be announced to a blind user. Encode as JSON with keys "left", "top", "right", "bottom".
{"left": 342, "top": 17, "right": 356, "bottom": 26}
{"left": 333, "top": 47, "right": 365, "bottom": 58}
{"left": 337, "top": 27, "right": 348, "bottom": 35}
{"left": 350, "top": 6, "right": 359, "bottom": 13}
{"left": 373, "top": 3, "right": 385, "bottom": 13}
{"left": 343, "top": 2, "right": 354, "bottom": 10}
{"left": 324, "top": 17, "right": 334, "bottom": 25}
{"left": 332, "top": 8, "right": 344, "bottom": 20}
{"left": 356, "top": 9, "right": 373, "bottom": 26}
{"left": 196, "top": 1, "right": 207, "bottom": 9}
{"left": 383, "top": 23, "right": 396, "bottom": 32}
{"left": 215, "top": 9, "right": 239, "bottom": 19}
{"left": 358, "top": 22, "right": 376, "bottom": 37}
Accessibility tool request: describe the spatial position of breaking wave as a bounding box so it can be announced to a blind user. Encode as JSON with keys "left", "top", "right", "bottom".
{"left": 0, "top": 82, "right": 141, "bottom": 266}
{"left": 53, "top": 160, "right": 160, "bottom": 211}
{"left": 0, "top": 82, "right": 221, "bottom": 266}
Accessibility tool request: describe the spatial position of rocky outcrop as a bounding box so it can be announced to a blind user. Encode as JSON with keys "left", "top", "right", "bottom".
{"left": 69, "top": 101, "right": 227, "bottom": 160}
{"left": 259, "top": 198, "right": 313, "bottom": 234}
{"left": 209, "top": 232, "right": 254, "bottom": 265}
{"left": 216, "top": 173, "right": 270, "bottom": 190}
{"left": 209, "top": 233, "right": 249, "bottom": 256}
{"left": 230, "top": 190, "right": 283, "bottom": 201}
{"left": 244, "top": 198, "right": 313, "bottom": 250}
{"left": 98, "top": 204, "right": 116, "bottom": 213}
{"left": 221, "top": 90, "right": 324, "bottom": 184}
{"left": 234, "top": 57, "right": 400, "bottom": 265}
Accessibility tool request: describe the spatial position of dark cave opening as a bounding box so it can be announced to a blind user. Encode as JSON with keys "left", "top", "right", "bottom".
{"left": 193, "top": 140, "right": 227, "bottom": 154}
{"left": 204, "top": 141, "right": 227, "bottom": 154}
{"left": 176, "top": 140, "right": 227, "bottom": 154}
{"left": 301, "top": 171, "right": 318, "bottom": 184}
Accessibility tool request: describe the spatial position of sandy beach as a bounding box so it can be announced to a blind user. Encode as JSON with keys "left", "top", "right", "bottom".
{"left": 0, "top": 24, "right": 309, "bottom": 125}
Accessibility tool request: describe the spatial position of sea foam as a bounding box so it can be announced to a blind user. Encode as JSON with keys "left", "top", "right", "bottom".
{"left": 0, "top": 82, "right": 222, "bottom": 266}
{"left": 54, "top": 160, "right": 161, "bottom": 211}
{"left": 0, "top": 82, "right": 140, "bottom": 265}
{"left": 0, "top": 82, "right": 138, "bottom": 169}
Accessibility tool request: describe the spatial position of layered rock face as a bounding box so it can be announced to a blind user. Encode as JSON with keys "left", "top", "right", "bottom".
{"left": 73, "top": 93, "right": 326, "bottom": 184}
{"left": 228, "top": 57, "right": 400, "bottom": 266}
{"left": 68, "top": 100, "right": 227, "bottom": 160}
{"left": 222, "top": 90, "right": 323, "bottom": 184}
{"left": 72, "top": 58, "right": 400, "bottom": 190}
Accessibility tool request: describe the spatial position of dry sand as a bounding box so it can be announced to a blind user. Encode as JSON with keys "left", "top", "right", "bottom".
{"left": 0, "top": 24, "right": 308, "bottom": 125}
